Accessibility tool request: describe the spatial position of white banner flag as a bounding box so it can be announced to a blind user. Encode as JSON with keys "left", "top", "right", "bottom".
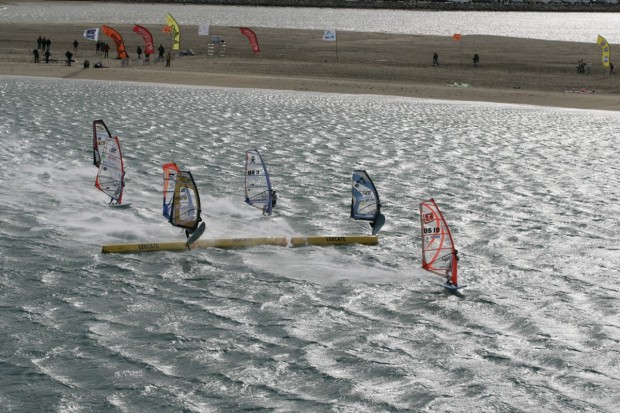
{"left": 323, "top": 29, "right": 336, "bottom": 41}
{"left": 198, "top": 23, "right": 210, "bottom": 36}
{"left": 83, "top": 27, "right": 99, "bottom": 41}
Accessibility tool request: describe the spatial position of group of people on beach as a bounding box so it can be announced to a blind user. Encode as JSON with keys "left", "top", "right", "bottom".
{"left": 576, "top": 59, "right": 592, "bottom": 74}
{"left": 33, "top": 35, "right": 52, "bottom": 64}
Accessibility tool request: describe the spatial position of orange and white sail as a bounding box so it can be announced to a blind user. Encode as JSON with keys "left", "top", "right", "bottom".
{"left": 420, "top": 198, "right": 458, "bottom": 286}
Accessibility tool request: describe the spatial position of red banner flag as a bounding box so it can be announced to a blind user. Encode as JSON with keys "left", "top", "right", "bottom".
{"left": 102, "top": 25, "right": 128, "bottom": 59}
{"left": 239, "top": 27, "right": 260, "bottom": 54}
{"left": 133, "top": 24, "right": 154, "bottom": 55}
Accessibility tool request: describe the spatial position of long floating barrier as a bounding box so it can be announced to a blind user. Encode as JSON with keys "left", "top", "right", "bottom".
{"left": 289, "top": 235, "right": 378, "bottom": 247}
{"left": 101, "top": 235, "right": 378, "bottom": 254}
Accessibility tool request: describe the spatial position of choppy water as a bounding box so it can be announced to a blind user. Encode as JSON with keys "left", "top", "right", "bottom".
{"left": 1, "top": 76, "right": 619, "bottom": 412}
{"left": 1, "top": 2, "right": 619, "bottom": 42}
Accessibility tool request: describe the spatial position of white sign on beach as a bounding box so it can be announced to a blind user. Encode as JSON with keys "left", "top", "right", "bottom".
{"left": 198, "top": 23, "right": 210, "bottom": 35}
{"left": 323, "top": 29, "right": 337, "bottom": 41}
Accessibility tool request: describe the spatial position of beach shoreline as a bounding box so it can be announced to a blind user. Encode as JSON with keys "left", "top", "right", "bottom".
{"left": 3, "top": 22, "right": 619, "bottom": 111}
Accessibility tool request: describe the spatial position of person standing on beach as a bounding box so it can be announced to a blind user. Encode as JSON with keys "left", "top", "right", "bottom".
{"left": 165, "top": 51, "right": 171, "bottom": 67}
{"left": 73, "top": 39, "right": 78, "bottom": 53}
{"left": 65, "top": 50, "right": 73, "bottom": 66}
{"left": 610, "top": 62, "right": 615, "bottom": 75}
{"left": 136, "top": 46, "right": 142, "bottom": 59}
{"left": 158, "top": 44, "right": 165, "bottom": 62}
{"left": 96, "top": 41, "right": 101, "bottom": 56}
{"left": 44, "top": 49, "right": 50, "bottom": 63}
{"left": 432, "top": 52, "right": 439, "bottom": 66}
{"left": 37, "top": 35, "right": 43, "bottom": 50}
{"left": 103, "top": 43, "right": 109, "bottom": 58}
{"left": 46, "top": 38, "right": 51, "bottom": 51}
{"left": 473, "top": 53, "right": 480, "bottom": 67}
{"left": 33, "top": 49, "right": 39, "bottom": 63}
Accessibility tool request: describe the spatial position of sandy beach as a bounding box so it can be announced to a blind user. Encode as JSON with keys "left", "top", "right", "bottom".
{"left": 2, "top": 21, "right": 619, "bottom": 111}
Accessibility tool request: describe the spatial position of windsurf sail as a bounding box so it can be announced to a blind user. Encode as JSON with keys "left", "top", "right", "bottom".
{"left": 244, "top": 148, "right": 273, "bottom": 215}
{"left": 92, "top": 119, "right": 112, "bottom": 167}
{"left": 162, "top": 162, "right": 202, "bottom": 232}
{"left": 420, "top": 198, "right": 460, "bottom": 287}
{"left": 351, "top": 170, "right": 385, "bottom": 235}
{"left": 95, "top": 136, "right": 125, "bottom": 204}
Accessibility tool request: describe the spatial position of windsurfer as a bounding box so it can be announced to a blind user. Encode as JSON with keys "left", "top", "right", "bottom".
{"left": 271, "top": 190, "right": 277, "bottom": 207}
{"left": 445, "top": 249, "right": 459, "bottom": 286}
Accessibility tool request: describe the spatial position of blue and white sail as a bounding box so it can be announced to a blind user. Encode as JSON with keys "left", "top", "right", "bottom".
{"left": 244, "top": 148, "right": 273, "bottom": 215}
{"left": 351, "top": 170, "right": 385, "bottom": 235}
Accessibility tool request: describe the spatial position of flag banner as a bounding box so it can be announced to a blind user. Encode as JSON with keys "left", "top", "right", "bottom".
{"left": 597, "top": 35, "right": 611, "bottom": 67}
{"left": 239, "top": 27, "right": 260, "bottom": 54}
{"left": 323, "top": 29, "right": 336, "bottom": 41}
{"left": 166, "top": 13, "right": 181, "bottom": 50}
{"left": 83, "top": 28, "right": 99, "bottom": 41}
{"left": 198, "top": 23, "right": 210, "bottom": 36}
{"left": 133, "top": 24, "right": 154, "bottom": 55}
{"left": 101, "top": 25, "right": 128, "bottom": 59}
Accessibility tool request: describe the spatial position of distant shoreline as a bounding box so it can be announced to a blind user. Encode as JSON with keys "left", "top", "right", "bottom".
{"left": 2, "top": 22, "right": 619, "bottom": 111}
{"left": 46, "top": 0, "right": 620, "bottom": 13}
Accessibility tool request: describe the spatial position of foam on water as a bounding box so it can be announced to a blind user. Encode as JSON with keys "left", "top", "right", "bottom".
{"left": 1, "top": 76, "right": 619, "bottom": 411}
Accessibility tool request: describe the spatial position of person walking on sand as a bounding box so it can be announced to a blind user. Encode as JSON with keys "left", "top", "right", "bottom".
{"left": 165, "top": 51, "right": 171, "bottom": 67}
{"left": 432, "top": 52, "right": 439, "bottom": 66}
{"left": 33, "top": 49, "right": 39, "bottom": 63}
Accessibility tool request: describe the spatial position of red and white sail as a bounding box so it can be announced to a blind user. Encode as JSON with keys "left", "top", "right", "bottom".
{"left": 420, "top": 198, "right": 458, "bottom": 285}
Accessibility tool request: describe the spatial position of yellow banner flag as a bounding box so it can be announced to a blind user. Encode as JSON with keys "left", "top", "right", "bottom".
{"left": 597, "top": 35, "right": 610, "bottom": 67}
{"left": 166, "top": 13, "right": 180, "bottom": 50}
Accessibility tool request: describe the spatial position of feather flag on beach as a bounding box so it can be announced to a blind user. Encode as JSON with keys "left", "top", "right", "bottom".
{"left": 198, "top": 23, "right": 210, "bottom": 36}
{"left": 597, "top": 35, "right": 611, "bottom": 67}
{"left": 323, "top": 29, "right": 337, "bottom": 42}
{"left": 166, "top": 13, "right": 181, "bottom": 50}
{"left": 83, "top": 28, "right": 99, "bottom": 41}
{"left": 239, "top": 27, "right": 260, "bottom": 54}
{"left": 101, "top": 25, "right": 128, "bottom": 59}
{"left": 133, "top": 24, "right": 154, "bottom": 56}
